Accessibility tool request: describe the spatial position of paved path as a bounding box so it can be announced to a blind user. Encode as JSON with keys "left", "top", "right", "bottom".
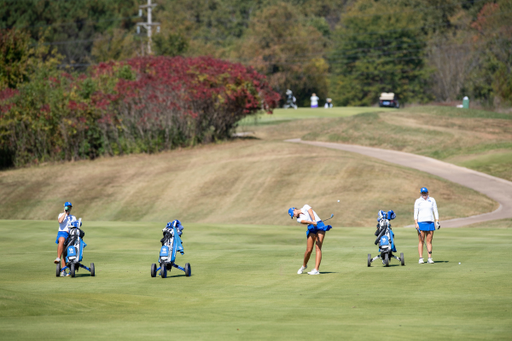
{"left": 287, "top": 139, "right": 512, "bottom": 227}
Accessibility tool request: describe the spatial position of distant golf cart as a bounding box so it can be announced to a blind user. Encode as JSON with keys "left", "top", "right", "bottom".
{"left": 379, "top": 93, "right": 400, "bottom": 108}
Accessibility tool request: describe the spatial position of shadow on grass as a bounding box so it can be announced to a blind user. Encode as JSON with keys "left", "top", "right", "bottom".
{"left": 232, "top": 136, "right": 261, "bottom": 140}
{"left": 164, "top": 274, "right": 190, "bottom": 278}
{"left": 71, "top": 273, "right": 94, "bottom": 278}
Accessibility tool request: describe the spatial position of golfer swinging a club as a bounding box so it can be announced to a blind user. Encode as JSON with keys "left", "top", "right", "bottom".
{"left": 414, "top": 187, "right": 440, "bottom": 264}
{"left": 288, "top": 205, "right": 332, "bottom": 275}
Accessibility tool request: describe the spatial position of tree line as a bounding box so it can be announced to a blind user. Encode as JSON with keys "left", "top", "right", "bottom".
{"left": 0, "top": 35, "right": 279, "bottom": 168}
{"left": 0, "top": 0, "right": 511, "bottom": 168}
{"left": 2, "top": 0, "right": 510, "bottom": 108}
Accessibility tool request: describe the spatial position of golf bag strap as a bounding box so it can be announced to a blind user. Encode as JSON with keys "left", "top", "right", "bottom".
{"left": 375, "top": 227, "right": 386, "bottom": 245}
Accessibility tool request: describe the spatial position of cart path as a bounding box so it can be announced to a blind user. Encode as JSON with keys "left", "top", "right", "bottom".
{"left": 286, "top": 139, "right": 512, "bottom": 228}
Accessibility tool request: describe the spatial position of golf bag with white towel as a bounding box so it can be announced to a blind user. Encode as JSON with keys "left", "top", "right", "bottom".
{"left": 56, "top": 218, "right": 96, "bottom": 277}
{"left": 151, "top": 220, "right": 191, "bottom": 278}
{"left": 367, "top": 210, "right": 405, "bottom": 267}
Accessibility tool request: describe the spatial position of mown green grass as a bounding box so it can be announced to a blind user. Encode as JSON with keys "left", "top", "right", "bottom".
{"left": 237, "top": 107, "right": 393, "bottom": 126}
{"left": 1, "top": 220, "right": 511, "bottom": 340}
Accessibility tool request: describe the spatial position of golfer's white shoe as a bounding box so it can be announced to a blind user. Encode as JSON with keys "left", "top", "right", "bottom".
{"left": 307, "top": 269, "right": 320, "bottom": 275}
{"left": 60, "top": 271, "right": 69, "bottom": 277}
{"left": 54, "top": 258, "right": 61, "bottom": 264}
{"left": 418, "top": 258, "right": 424, "bottom": 264}
{"left": 297, "top": 266, "right": 307, "bottom": 274}
{"left": 427, "top": 258, "right": 434, "bottom": 264}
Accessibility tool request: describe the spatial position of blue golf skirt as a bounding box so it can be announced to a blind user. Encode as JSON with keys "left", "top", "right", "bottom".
{"left": 55, "top": 231, "right": 69, "bottom": 244}
{"left": 418, "top": 221, "right": 435, "bottom": 232}
{"left": 306, "top": 221, "right": 332, "bottom": 238}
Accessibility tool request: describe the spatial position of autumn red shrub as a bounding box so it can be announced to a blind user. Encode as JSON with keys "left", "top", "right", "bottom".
{"left": 0, "top": 56, "right": 279, "bottom": 168}
{"left": 93, "top": 56, "right": 279, "bottom": 148}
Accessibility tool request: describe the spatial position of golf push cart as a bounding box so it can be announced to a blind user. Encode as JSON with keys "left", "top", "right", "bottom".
{"left": 151, "top": 220, "right": 191, "bottom": 278}
{"left": 368, "top": 210, "right": 405, "bottom": 267}
{"left": 56, "top": 219, "right": 96, "bottom": 277}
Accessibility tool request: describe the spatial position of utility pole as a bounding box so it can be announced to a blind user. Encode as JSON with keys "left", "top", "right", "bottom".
{"left": 136, "top": 0, "right": 160, "bottom": 55}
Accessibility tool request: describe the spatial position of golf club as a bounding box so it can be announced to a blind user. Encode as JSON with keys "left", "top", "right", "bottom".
{"left": 323, "top": 213, "right": 334, "bottom": 222}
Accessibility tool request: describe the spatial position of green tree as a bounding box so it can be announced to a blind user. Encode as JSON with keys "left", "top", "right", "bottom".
{"left": 0, "top": 29, "right": 30, "bottom": 89}
{"left": 153, "top": 32, "right": 189, "bottom": 57}
{"left": 468, "top": 0, "right": 512, "bottom": 106}
{"left": 91, "top": 28, "right": 140, "bottom": 62}
{"left": 0, "top": 0, "right": 139, "bottom": 67}
{"left": 237, "top": 2, "right": 329, "bottom": 106}
{"left": 330, "top": 0, "right": 431, "bottom": 106}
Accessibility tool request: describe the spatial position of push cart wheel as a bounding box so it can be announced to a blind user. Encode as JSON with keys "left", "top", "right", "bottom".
{"left": 70, "top": 263, "right": 76, "bottom": 277}
{"left": 400, "top": 253, "right": 405, "bottom": 266}
{"left": 90, "top": 263, "right": 95, "bottom": 276}
{"left": 160, "top": 263, "right": 167, "bottom": 278}
{"left": 367, "top": 254, "right": 371, "bottom": 267}
{"left": 384, "top": 254, "right": 389, "bottom": 267}
{"left": 56, "top": 263, "right": 61, "bottom": 277}
{"left": 151, "top": 263, "right": 156, "bottom": 277}
{"left": 185, "top": 263, "right": 191, "bottom": 277}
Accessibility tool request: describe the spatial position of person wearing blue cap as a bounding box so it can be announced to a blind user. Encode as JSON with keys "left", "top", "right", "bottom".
{"left": 288, "top": 205, "right": 332, "bottom": 275}
{"left": 414, "top": 187, "right": 440, "bottom": 264}
{"left": 54, "top": 202, "right": 77, "bottom": 275}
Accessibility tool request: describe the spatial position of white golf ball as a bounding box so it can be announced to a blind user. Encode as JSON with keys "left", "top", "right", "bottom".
{"left": 337, "top": 200, "right": 340, "bottom": 202}
{"left": 459, "top": 262, "right": 461, "bottom": 265}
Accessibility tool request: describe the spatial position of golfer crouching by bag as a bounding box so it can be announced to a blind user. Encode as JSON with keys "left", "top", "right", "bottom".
{"left": 288, "top": 205, "right": 332, "bottom": 275}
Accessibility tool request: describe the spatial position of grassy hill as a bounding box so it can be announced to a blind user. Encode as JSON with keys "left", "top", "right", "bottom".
{"left": 298, "top": 106, "right": 512, "bottom": 181}
{"left": 0, "top": 220, "right": 511, "bottom": 340}
{"left": 0, "top": 107, "right": 497, "bottom": 226}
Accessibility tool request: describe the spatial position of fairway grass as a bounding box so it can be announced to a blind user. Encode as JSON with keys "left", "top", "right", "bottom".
{"left": 1, "top": 220, "right": 511, "bottom": 340}
{"left": 237, "top": 107, "right": 394, "bottom": 126}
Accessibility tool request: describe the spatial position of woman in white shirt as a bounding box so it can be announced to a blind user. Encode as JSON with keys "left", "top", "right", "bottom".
{"left": 288, "top": 204, "right": 332, "bottom": 275}
{"left": 414, "top": 187, "right": 440, "bottom": 264}
{"left": 310, "top": 93, "right": 319, "bottom": 108}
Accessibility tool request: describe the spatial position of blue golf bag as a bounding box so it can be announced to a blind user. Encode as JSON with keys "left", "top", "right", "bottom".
{"left": 151, "top": 220, "right": 191, "bottom": 278}
{"left": 56, "top": 219, "right": 96, "bottom": 277}
{"left": 367, "top": 210, "right": 405, "bottom": 267}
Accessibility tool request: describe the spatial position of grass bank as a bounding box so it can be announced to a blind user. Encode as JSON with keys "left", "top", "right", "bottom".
{"left": 282, "top": 106, "right": 512, "bottom": 181}
{"left": 0, "top": 137, "right": 495, "bottom": 226}
{"left": 0, "top": 220, "right": 510, "bottom": 340}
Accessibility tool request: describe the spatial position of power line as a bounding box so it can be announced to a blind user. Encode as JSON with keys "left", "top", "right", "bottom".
{"left": 225, "top": 37, "right": 495, "bottom": 67}
{"left": 335, "top": 0, "right": 490, "bottom": 19}
{"left": 1, "top": 16, "right": 139, "bottom": 30}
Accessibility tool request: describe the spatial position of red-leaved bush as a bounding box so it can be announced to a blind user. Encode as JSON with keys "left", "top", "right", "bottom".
{"left": 95, "top": 56, "right": 279, "bottom": 150}
{"left": 0, "top": 56, "right": 279, "bottom": 167}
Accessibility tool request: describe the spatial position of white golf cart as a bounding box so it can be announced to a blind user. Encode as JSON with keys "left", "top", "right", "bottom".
{"left": 379, "top": 93, "right": 400, "bottom": 108}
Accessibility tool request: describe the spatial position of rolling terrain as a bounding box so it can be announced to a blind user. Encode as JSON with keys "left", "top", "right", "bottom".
{"left": 0, "top": 107, "right": 500, "bottom": 227}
